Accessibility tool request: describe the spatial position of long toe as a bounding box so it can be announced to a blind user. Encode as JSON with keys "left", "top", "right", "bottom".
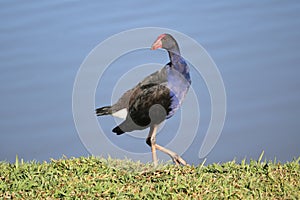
{"left": 172, "top": 154, "right": 187, "bottom": 166}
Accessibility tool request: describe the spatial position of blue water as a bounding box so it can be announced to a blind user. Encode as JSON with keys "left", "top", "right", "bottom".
{"left": 1, "top": 1, "right": 300, "bottom": 164}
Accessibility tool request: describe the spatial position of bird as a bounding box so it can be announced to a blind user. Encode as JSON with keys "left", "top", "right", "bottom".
{"left": 95, "top": 33, "right": 191, "bottom": 167}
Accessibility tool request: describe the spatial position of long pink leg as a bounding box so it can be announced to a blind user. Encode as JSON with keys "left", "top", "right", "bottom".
{"left": 147, "top": 125, "right": 187, "bottom": 166}
{"left": 155, "top": 144, "right": 187, "bottom": 166}
{"left": 147, "top": 125, "right": 158, "bottom": 167}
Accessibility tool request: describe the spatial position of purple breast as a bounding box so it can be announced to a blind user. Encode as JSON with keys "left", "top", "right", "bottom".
{"left": 166, "top": 61, "right": 191, "bottom": 118}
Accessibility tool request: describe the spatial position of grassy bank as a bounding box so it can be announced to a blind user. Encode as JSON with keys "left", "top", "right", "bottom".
{"left": 1, "top": 156, "right": 299, "bottom": 199}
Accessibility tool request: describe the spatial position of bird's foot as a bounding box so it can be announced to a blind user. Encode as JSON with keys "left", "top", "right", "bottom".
{"left": 172, "top": 154, "right": 187, "bottom": 166}
{"left": 154, "top": 144, "right": 188, "bottom": 166}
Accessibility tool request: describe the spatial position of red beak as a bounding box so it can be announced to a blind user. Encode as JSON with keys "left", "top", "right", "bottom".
{"left": 151, "top": 34, "right": 166, "bottom": 50}
{"left": 151, "top": 39, "right": 162, "bottom": 50}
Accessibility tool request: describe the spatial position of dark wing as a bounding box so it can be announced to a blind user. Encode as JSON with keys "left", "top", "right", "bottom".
{"left": 137, "top": 65, "right": 168, "bottom": 86}
{"left": 109, "top": 89, "right": 134, "bottom": 112}
{"left": 110, "top": 65, "right": 168, "bottom": 113}
{"left": 112, "top": 83, "right": 172, "bottom": 134}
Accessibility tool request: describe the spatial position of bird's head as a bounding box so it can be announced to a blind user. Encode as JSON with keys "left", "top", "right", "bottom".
{"left": 151, "top": 33, "right": 179, "bottom": 53}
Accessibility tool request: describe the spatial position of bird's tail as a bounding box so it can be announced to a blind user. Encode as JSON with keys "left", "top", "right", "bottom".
{"left": 95, "top": 106, "right": 112, "bottom": 116}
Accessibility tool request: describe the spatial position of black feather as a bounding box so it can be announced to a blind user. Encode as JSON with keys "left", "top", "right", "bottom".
{"left": 112, "top": 126, "right": 125, "bottom": 135}
{"left": 95, "top": 106, "right": 112, "bottom": 116}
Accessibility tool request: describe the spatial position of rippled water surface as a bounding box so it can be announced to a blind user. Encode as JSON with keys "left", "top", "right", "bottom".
{"left": 1, "top": 1, "right": 300, "bottom": 164}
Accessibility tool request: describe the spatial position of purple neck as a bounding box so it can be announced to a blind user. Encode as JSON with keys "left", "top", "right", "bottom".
{"left": 168, "top": 50, "right": 186, "bottom": 72}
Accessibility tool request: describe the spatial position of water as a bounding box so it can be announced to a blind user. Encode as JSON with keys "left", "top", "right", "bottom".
{"left": 1, "top": 1, "right": 300, "bottom": 164}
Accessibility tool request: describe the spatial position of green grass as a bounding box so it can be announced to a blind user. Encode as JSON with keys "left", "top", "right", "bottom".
{"left": 0, "top": 155, "right": 299, "bottom": 199}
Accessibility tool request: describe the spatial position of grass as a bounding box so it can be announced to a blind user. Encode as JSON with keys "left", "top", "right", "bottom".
{"left": 0, "top": 155, "right": 299, "bottom": 199}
